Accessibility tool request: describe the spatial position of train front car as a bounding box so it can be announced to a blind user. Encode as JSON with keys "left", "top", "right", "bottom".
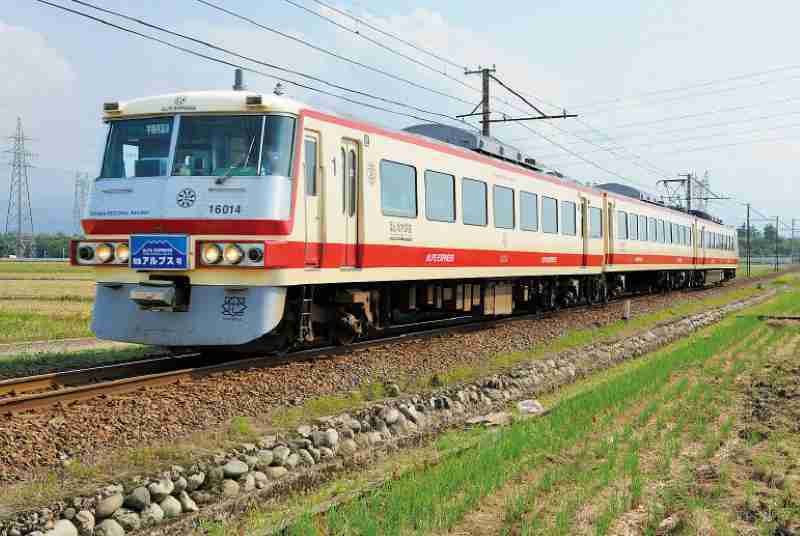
{"left": 72, "top": 91, "right": 301, "bottom": 349}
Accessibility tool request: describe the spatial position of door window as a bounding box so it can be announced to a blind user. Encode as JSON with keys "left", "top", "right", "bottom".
{"left": 304, "top": 137, "right": 317, "bottom": 195}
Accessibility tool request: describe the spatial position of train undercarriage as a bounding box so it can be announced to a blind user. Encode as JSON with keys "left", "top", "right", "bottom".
{"left": 248, "top": 269, "right": 736, "bottom": 353}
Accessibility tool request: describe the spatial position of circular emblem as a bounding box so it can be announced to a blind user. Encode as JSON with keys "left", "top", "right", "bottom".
{"left": 176, "top": 188, "right": 197, "bottom": 208}
{"left": 174, "top": 95, "right": 187, "bottom": 105}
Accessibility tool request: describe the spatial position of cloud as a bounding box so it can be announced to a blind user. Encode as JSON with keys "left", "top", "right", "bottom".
{"left": 0, "top": 20, "right": 75, "bottom": 101}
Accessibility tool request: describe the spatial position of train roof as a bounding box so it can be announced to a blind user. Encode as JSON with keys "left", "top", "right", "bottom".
{"left": 103, "top": 90, "right": 305, "bottom": 119}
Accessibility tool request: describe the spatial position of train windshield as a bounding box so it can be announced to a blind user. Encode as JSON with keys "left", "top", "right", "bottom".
{"left": 99, "top": 115, "right": 295, "bottom": 179}
{"left": 172, "top": 115, "right": 295, "bottom": 178}
{"left": 100, "top": 117, "right": 173, "bottom": 179}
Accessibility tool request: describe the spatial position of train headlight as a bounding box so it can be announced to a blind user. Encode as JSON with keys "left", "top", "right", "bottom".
{"left": 77, "top": 245, "right": 95, "bottom": 262}
{"left": 115, "top": 243, "right": 130, "bottom": 263}
{"left": 247, "top": 246, "right": 263, "bottom": 262}
{"left": 96, "top": 243, "right": 115, "bottom": 263}
{"left": 202, "top": 243, "right": 222, "bottom": 264}
{"left": 223, "top": 244, "right": 244, "bottom": 264}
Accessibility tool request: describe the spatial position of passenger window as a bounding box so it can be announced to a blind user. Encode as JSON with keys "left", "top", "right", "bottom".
{"left": 589, "top": 207, "right": 603, "bottom": 239}
{"left": 424, "top": 170, "right": 455, "bottom": 222}
{"left": 617, "top": 210, "right": 628, "bottom": 240}
{"left": 649, "top": 218, "right": 657, "bottom": 242}
{"left": 494, "top": 185, "right": 515, "bottom": 229}
{"left": 542, "top": 196, "right": 558, "bottom": 234}
{"left": 462, "top": 178, "right": 487, "bottom": 226}
{"left": 380, "top": 160, "right": 417, "bottom": 218}
{"left": 520, "top": 191, "right": 538, "bottom": 231}
{"left": 628, "top": 213, "right": 638, "bottom": 240}
{"left": 341, "top": 148, "right": 347, "bottom": 214}
{"left": 639, "top": 215, "right": 647, "bottom": 241}
{"left": 304, "top": 138, "right": 317, "bottom": 196}
{"left": 561, "top": 201, "right": 577, "bottom": 236}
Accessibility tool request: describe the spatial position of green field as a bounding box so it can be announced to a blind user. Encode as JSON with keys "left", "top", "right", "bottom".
{"left": 0, "top": 261, "right": 95, "bottom": 343}
{"left": 200, "top": 277, "right": 800, "bottom": 536}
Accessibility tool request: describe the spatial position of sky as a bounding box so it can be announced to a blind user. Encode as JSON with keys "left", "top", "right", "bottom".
{"left": 2, "top": 0, "right": 800, "bottom": 234}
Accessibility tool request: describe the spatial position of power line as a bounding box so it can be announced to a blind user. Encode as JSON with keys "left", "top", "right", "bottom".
{"left": 192, "top": 0, "right": 475, "bottom": 107}
{"left": 571, "top": 62, "right": 800, "bottom": 110}
{"left": 35, "top": 0, "right": 475, "bottom": 133}
{"left": 304, "top": 0, "right": 466, "bottom": 71}
{"left": 70, "top": 0, "right": 469, "bottom": 126}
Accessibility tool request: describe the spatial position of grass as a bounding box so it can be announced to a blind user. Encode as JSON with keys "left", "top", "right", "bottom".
{"left": 0, "top": 346, "right": 150, "bottom": 378}
{"left": 273, "top": 279, "right": 798, "bottom": 535}
{"left": 0, "top": 261, "right": 96, "bottom": 343}
{"left": 283, "top": 308, "right": 768, "bottom": 533}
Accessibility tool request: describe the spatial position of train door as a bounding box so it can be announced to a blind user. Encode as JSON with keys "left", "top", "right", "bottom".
{"left": 340, "top": 139, "right": 360, "bottom": 267}
{"left": 303, "top": 132, "right": 321, "bottom": 267}
{"left": 580, "top": 197, "right": 589, "bottom": 267}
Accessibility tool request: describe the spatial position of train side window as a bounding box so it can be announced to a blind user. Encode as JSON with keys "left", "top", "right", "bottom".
{"left": 520, "top": 191, "right": 539, "bottom": 231}
{"left": 542, "top": 196, "right": 558, "bottom": 234}
{"left": 649, "top": 218, "right": 657, "bottom": 242}
{"left": 380, "top": 159, "right": 417, "bottom": 218}
{"left": 494, "top": 185, "right": 515, "bottom": 229}
{"left": 424, "top": 170, "right": 455, "bottom": 223}
{"left": 347, "top": 149, "right": 357, "bottom": 217}
{"left": 667, "top": 223, "right": 673, "bottom": 244}
{"left": 617, "top": 210, "right": 628, "bottom": 240}
{"left": 639, "top": 215, "right": 647, "bottom": 241}
{"left": 304, "top": 138, "right": 317, "bottom": 196}
{"left": 462, "top": 178, "right": 487, "bottom": 226}
{"left": 629, "top": 213, "right": 638, "bottom": 240}
{"left": 561, "top": 201, "right": 577, "bottom": 236}
{"left": 589, "top": 207, "right": 603, "bottom": 238}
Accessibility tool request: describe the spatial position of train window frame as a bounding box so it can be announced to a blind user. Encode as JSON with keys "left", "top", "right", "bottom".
{"left": 462, "top": 177, "right": 487, "bottom": 226}
{"left": 493, "top": 185, "right": 515, "bottom": 229}
{"left": 520, "top": 191, "right": 539, "bottom": 232}
{"left": 542, "top": 196, "right": 558, "bottom": 234}
{"left": 561, "top": 200, "right": 577, "bottom": 236}
{"left": 347, "top": 149, "right": 357, "bottom": 218}
{"left": 628, "top": 213, "right": 638, "bottom": 240}
{"left": 649, "top": 217, "right": 657, "bottom": 243}
{"left": 424, "top": 170, "right": 456, "bottom": 223}
{"left": 589, "top": 206, "right": 603, "bottom": 239}
{"left": 303, "top": 136, "right": 317, "bottom": 196}
{"left": 639, "top": 215, "right": 647, "bottom": 241}
{"left": 617, "top": 210, "right": 628, "bottom": 240}
{"left": 379, "top": 159, "right": 418, "bottom": 219}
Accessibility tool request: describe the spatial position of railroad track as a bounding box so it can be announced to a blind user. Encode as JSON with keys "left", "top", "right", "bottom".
{"left": 0, "top": 277, "right": 765, "bottom": 416}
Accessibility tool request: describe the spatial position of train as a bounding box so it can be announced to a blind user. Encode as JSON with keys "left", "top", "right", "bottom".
{"left": 71, "top": 85, "right": 738, "bottom": 351}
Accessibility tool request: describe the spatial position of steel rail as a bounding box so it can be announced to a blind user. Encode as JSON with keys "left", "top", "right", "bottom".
{"left": 0, "top": 273, "right": 773, "bottom": 416}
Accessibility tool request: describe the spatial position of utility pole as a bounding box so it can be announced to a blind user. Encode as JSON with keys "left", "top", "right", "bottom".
{"left": 792, "top": 218, "right": 797, "bottom": 265}
{"left": 461, "top": 66, "right": 576, "bottom": 138}
{"left": 746, "top": 203, "right": 751, "bottom": 277}
{"left": 4, "top": 117, "right": 35, "bottom": 258}
{"left": 775, "top": 216, "right": 780, "bottom": 272}
{"left": 464, "top": 66, "right": 496, "bottom": 137}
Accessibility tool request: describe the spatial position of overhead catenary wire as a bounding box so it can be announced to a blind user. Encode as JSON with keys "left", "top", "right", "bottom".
{"left": 192, "top": 0, "right": 476, "bottom": 108}
{"left": 277, "top": 0, "right": 672, "bottom": 184}
{"left": 68, "top": 0, "right": 468, "bottom": 127}
{"left": 34, "top": 0, "right": 479, "bottom": 134}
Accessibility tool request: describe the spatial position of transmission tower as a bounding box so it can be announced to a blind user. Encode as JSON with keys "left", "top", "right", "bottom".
{"left": 4, "top": 118, "right": 35, "bottom": 257}
{"left": 72, "top": 171, "right": 90, "bottom": 235}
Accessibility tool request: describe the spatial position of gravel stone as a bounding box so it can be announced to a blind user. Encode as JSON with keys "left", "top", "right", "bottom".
{"left": 272, "top": 446, "right": 291, "bottom": 466}
{"left": 206, "top": 465, "right": 224, "bottom": 485}
{"left": 94, "top": 519, "right": 124, "bottom": 536}
{"left": 252, "top": 471, "right": 268, "bottom": 489}
{"left": 139, "top": 504, "right": 164, "bottom": 527}
{"left": 186, "top": 472, "right": 205, "bottom": 492}
{"left": 123, "top": 487, "right": 150, "bottom": 511}
{"left": 172, "top": 476, "right": 188, "bottom": 493}
{"left": 222, "top": 459, "right": 249, "bottom": 479}
{"left": 44, "top": 520, "right": 78, "bottom": 536}
{"left": 159, "top": 496, "right": 182, "bottom": 519}
{"left": 255, "top": 450, "right": 273, "bottom": 470}
{"left": 338, "top": 439, "right": 358, "bottom": 456}
{"left": 112, "top": 508, "right": 140, "bottom": 532}
{"left": 298, "top": 449, "right": 315, "bottom": 466}
{"left": 296, "top": 425, "right": 312, "bottom": 437}
{"left": 379, "top": 407, "right": 400, "bottom": 425}
{"left": 177, "top": 491, "right": 199, "bottom": 513}
{"left": 221, "top": 479, "right": 240, "bottom": 497}
{"left": 242, "top": 472, "right": 256, "bottom": 492}
{"left": 94, "top": 493, "right": 123, "bottom": 519}
{"left": 73, "top": 510, "right": 94, "bottom": 536}
{"left": 285, "top": 453, "right": 300, "bottom": 469}
{"left": 319, "top": 447, "right": 335, "bottom": 460}
{"left": 264, "top": 466, "right": 288, "bottom": 480}
{"left": 308, "top": 447, "right": 322, "bottom": 462}
{"left": 147, "top": 479, "right": 174, "bottom": 502}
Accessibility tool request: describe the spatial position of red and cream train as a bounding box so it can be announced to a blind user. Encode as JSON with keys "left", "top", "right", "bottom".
{"left": 72, "top": 87, "right": 738, "bottom": 350}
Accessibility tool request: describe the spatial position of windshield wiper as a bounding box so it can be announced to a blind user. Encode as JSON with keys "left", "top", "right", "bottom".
{"left": 215, "top": 135, "right": 258, "bottom": 185}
